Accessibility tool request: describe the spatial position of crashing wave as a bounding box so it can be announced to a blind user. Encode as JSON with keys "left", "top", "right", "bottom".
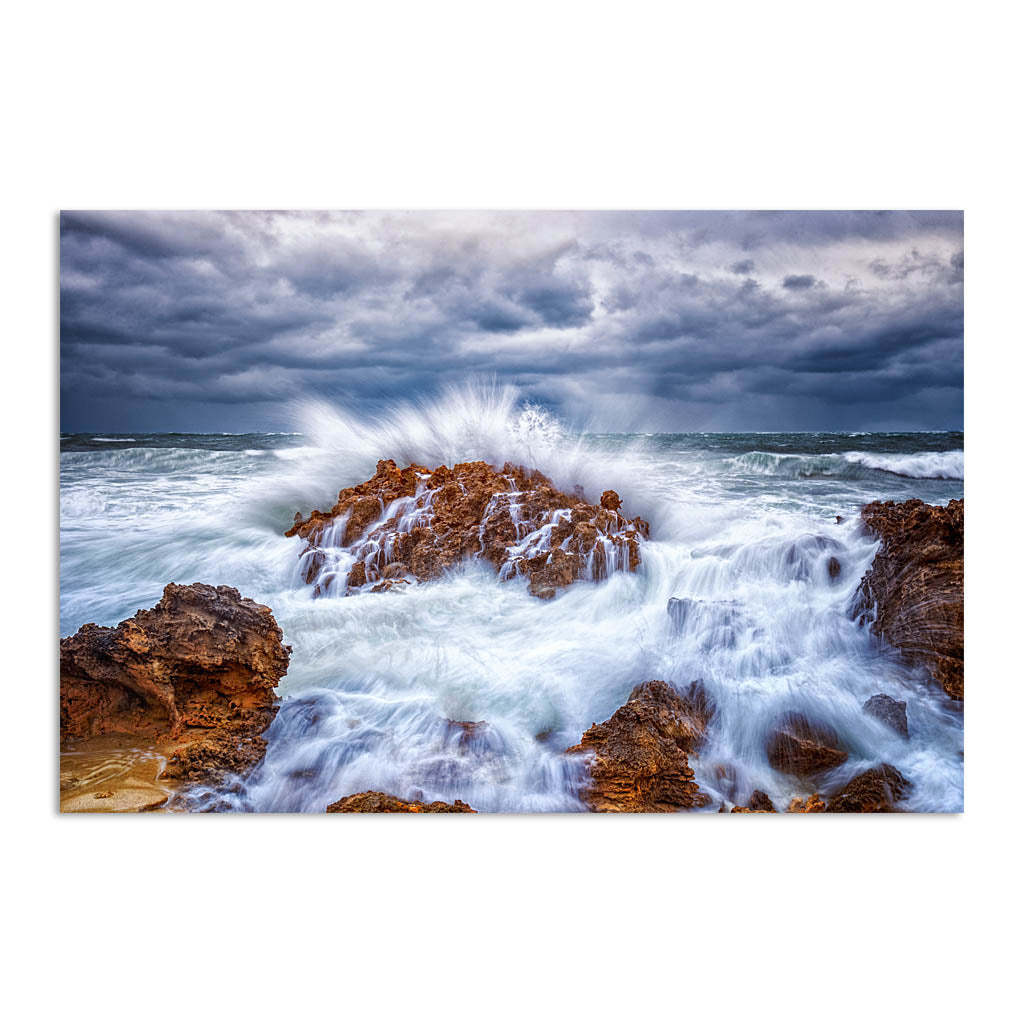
{"left": 728, "top": 449, "right": 963, "bottom": 481}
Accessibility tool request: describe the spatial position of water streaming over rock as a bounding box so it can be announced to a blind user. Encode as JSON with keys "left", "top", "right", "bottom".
{"left": 60, "top": 386, "right": 964, "bottom": 812}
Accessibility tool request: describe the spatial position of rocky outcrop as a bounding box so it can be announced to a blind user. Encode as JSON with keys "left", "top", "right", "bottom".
{"left": 863, "top": 693, "right": 909, "bottom": 737}
{"left": 825, "top": 764, "right": 911, "bottom": 813}
{"left": 765, "top": 712, "right": 848, "bottom": 778}
{"left": 326, "top": 791, "right": 477, "bottom": 813}
{"left": 856, "top": 499, "right": 964, "bottom": 700}
{"left": 566, "top": 680, "right": 713, "bottom": 812}
{"left": 60, "top": 583, "right": 291, "bottom": 789}
{"left": 286, "top": 458, "right": 649, "bottom": 599}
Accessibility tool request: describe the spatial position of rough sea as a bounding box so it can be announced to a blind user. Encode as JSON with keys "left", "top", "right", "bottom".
{"left": 60, "top": 390, "right": 964, "bottom": 812}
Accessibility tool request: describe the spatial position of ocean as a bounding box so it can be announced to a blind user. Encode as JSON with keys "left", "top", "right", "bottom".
{"left": 59, "top": 396, "right": 964, "bottom": 812}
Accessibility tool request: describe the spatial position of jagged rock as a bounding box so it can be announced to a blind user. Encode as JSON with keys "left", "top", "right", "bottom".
{"left": 787, "top": 794, "right": 826, "bottom": 813}
{"left": 856, "top": 499, "right": 964, "bottom": 700}
{"left": 565, "top": 680, "right": 713, "bottom": 812}
{"left": 863, "top": 693, "right": 909, "bottom": 737}
{"left": 286, "top": 459, "right": 649, "bottom": 599}
{"left": 326, "top": 791, "right": 477, "bottom": 813}
{"left": 60, "top": 583, "right": 290, "bottom": 789}
{"left": 765, "top": 712, "right": 848, "bottom": 777}
{"left": 731, "top": 789, "right": 777, "bottom": 813}
{"left": 826, "top": 764, "right": 911, "bottom": 813}
{"left": 827, "top": 556, "right": 842, "bottom": 579}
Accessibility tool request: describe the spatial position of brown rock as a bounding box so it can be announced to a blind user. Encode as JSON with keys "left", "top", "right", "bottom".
{"left": 445, "top": 719, "right": 489, "bottom": 751}
{"left": 60, "top": 583, "right": 290, "bottom": 790}
{"left": 566, "top": 680, "right": 713, "bottom": 812}
{"left": 326, "top": 791, "right": 477, "bottom": 813}
{"left": 765, "top": 712, "right": 848, "bottom": 777}
{"left": 731, "top": 789, "right": 777, "bottom": 813}
{"left": 787, "top": 794, "right": 826, "bottom": 813}
{"left": 863, "top": 693, "right": 909, "bottom": 737}
{"left": 856, "top": 499, "right": 963, "bottom": 699}
{"left": 826, "top": 764, "right": 911, "bottom": 813}
{"left": 287, "top": 458, "right": 650, "bottom": 599}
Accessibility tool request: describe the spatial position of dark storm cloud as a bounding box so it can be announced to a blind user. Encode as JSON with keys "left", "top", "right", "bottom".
{"left": 59, "top": 210, "right": 963, "bottom": 431}
{"left": 782, "top": 274, "right": 817, "bottom": 290}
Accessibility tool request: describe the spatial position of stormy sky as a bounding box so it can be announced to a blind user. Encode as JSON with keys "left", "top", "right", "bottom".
{"left": 59, "top": 210, "right": 963, "bottom": 433}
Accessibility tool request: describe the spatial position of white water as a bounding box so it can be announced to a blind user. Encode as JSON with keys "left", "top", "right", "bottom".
{"left": 60, "top": 387, "right": 965, "bottom": 812}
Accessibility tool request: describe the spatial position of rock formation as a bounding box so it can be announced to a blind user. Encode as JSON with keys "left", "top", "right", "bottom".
{"left": 786, "top": 794, "right": 827, "bottom": 813}
{"left": 765, "top": 712, "right": 848, "bottom": 777}
{"left": 863, "top": 693, "right": 909, "bottom": 737}
{"left": 784, "top": 764, "right": 911, "bottom": 812}
{"left": 566, "top": 680, "right": 713, "bottom": 812}
{"left": 856, "top": 498, "right": 964, "bottom": 700}
{"left": 825, "top": 764, "right": 911, "bottom": 813}
{"left": 731, "top": 790, "right": 777, "bottom": 813}
{"left": 326, "top": 791, "right": 477, "bottom": 813}
{"left": 60, "top": 583, "right": 291, "bottom": 791}
{"left": 286, "top": 458, "right": 649, "bottom": 599}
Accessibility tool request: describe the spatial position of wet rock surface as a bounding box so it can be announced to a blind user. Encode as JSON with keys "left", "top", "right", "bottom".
{"left": 765, "top": 712, "right": 848, "bottom": 778}
{"left": 783, "top": 765, "right": 911, "bottom": 813}
{"left": 286, "top": 458, "right": 649, "bottom": 599}
{"left": 857, "top": 498, "right": 964, "bottom": 700}
{"left": 825, "top": 764, "right": 912, "bottom": 813}
{"left": 731, "top": 790, "right": 777, "bottom": 813}
{"left": 566, "top": 680, "right": 713, "bottom": 812}
{"left": 60, "top": 583, "right": 291, "bottom": 797}
{"left": 326, "top": 791, "right": 477, "bottom": 813}
{"left": 863, "top": 693, "right": 909, "bottom": 737}
{"left": 787, "top": 794, "right": 827, "bottom": 813}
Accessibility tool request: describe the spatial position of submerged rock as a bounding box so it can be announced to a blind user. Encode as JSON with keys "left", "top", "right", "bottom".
{"left": 784, "top": 765, "right": 911, "bottom": 813}
{"left": 445, "top": 719, "right": 489, "bottom": 750}
{"left": 863, "top": 693, "right": 909, "bottom": 737}
{"left": 731, "top": 790, "right": 777, "bottom": 813}
{"left": 565, "top": 680, "right": 713, "bottom": 812}
{"left": 286, "top": 458, "right": 649, "bottom": 599}
{"left": 856, "top": 498, "right": 964, "bottom": 700}
{"left": 60, "top": 583, "right": 290, "bottom": 792}
{"left": 825, "top": 764, "right": 911, "bottom": 813}
{"left": 765, "top": 712, "right": 848, "bottom": 778}
{"left": 326, "top": 791, "right": 477, "bottom": 813}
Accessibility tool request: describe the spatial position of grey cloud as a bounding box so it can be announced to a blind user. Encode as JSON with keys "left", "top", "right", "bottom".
{"left": 60, "top": 210, "right": 963, "bottom": 432}
{"left": 782, "top": 274, "right": 817, "bottom": 290}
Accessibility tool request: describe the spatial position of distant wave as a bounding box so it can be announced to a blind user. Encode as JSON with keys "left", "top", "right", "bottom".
{"left": 90, "top": 437, "right": 137, "bottom": 442}
{"left": 729, "top": 449, "right": 963, "bottom": 481}
{"left": 843, "top": 450, "right": 963, "bottom": 479}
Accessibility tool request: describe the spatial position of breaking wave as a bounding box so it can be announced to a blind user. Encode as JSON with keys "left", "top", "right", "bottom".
{"left": 729, "top": 449, "right": 963, "bottom": 481}
{"left": 843, "top": 450, "right": 963, "bottom": 480}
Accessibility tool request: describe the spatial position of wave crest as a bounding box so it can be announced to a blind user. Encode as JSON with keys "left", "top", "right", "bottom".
{"left": 728, "top": 449, "right": 963, "bottom": 481}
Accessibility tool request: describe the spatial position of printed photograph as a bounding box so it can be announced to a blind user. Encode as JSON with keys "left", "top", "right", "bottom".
{"left": 58, "top": 210, "right": 964, "bottom": 813}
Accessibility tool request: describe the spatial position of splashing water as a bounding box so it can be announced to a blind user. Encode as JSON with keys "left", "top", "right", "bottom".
{"left": 60, "top": 385, "right": 964, "bottom": 812}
